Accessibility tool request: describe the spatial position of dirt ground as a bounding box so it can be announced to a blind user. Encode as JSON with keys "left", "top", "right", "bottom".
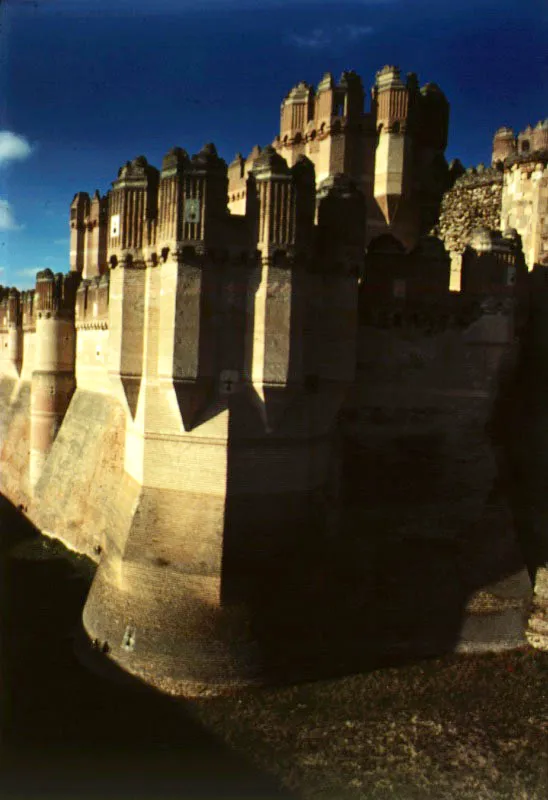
{"left": 188, "top": 647, "right": 548, "bottom": 800}
{"left": 1, "top": 498, "right": 546, "bottom": 799}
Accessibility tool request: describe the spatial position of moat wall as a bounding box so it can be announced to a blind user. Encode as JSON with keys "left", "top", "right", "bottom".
{"left": 31, "top": 389, "right": 133, "bottom": 561}
{"left": 0, "top": 380, "right": 32, "bottom": 509}
{"left": 3, "top": 275, "right": 548, "bottom": 692}
{"left": 339, "top": 314, "right": 532, "bottom": 653}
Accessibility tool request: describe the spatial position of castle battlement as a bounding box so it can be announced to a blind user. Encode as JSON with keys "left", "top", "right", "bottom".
{"left": 75, "top": 273, "right": 110, "bottom": 330}
{"left": 225, "top": 65, "right": 450, "bottom": 250}
{"left": 0, "top": 65, "right": 546, "bottom": 695}
{"left": 493, "top": 120, "right": 548, "bottom": 164}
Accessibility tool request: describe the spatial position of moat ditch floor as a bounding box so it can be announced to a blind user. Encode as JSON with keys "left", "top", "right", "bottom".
{"left": 0, "top": 497, "right": 293, "bottom": 800}
{"left": 0, "top": 496, "right": 547, "bottom": 800}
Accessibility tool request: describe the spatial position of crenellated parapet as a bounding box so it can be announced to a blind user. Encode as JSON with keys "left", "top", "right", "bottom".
{"left": 75, "top": 272, "right": 110, "bottom": 330}
{"left": 274, "top": 69, "right": 376, "bottom": 228}
{"left": 251, "top": 146, "right": 315, "bottom": 259}
{"left": 225, "top": 63, "right": 450, "bottom": 254}
{"left": 35, "top": 269, "right": 80, "bottom": 319}
{"left": 453, "top": 163, "right": 504, "bottom": 189}
{"left": 493, "top": 120, "right": 548, "bottom": 165}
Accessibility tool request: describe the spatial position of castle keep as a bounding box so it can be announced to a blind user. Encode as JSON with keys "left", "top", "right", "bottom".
{"left": 229, "top": 65, "right": 450, "bottom": 249}
{"left": 0, "top": 65, "right": 547, "bottom": 693}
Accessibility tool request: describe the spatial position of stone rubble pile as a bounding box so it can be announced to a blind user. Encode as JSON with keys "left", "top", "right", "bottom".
{"left": 433, "top": 165, "right": 503, "bottom": 254}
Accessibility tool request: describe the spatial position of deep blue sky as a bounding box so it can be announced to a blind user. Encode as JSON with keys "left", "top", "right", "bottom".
{"left": 0, "top": 0, "right": 546, "bottom": 288}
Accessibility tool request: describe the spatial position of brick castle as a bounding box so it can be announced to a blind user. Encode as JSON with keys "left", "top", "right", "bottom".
{"left": 0, "top": 65, "right": 547, "bottom": 693}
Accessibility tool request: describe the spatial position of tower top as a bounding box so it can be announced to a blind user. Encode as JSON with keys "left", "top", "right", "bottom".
{"left": 375, "top": 65, "right": 404, "bottom": 90}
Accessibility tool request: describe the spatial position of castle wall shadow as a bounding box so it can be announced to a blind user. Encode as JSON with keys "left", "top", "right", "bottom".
{"left": 216, "top": 246, "right": 533, "bottom": 686}
{"left": 0, "top": 494, "right": 293, "bottom": 799}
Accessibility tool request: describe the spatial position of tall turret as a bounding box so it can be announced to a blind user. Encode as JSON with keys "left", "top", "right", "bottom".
{"left": 108, "top": 155, "right": 159, "bottom": 267}
{"left": 0, "top": 287, "right": 22, "bottom": 377}
{"left": 532, "top": 120, "right": 548, "bottom": 152}
{"left": 492, "top": 126, "right": 517, "bottom": 165}
{"left": 156, "top": 143, "right": 229, "bottom": 431}
{"left": 249, "top": 147, "right": 315, "bottom": 427}
{"left": 156, "top": 146, "right": 189, "bottom": 248}
{"left": 280, "top": 81, "right": 315, "bottom": 146}
{"left": 29, "top": 270, "right": 80, "bottom": 489}
{"left": 517, "top": 125, "right": 534, "bottom": 156}
{"left": 106, "top": 156, "right": 159, "bottom": 417}
{"left": 316, "top": 174, "right": 365, "bottom": 383}
{"left": 315, "top": 72, "right": 336, "bottom": 128}
{"left": 70, "top": 192, "right": 90, "bottom": 273}
{"left": 372, "top": 65, "right": 414, "bottom": 226}
{"left": 417, "top": 83, "right": 449, "bottom": 153}
{"left": 83, "top": 191, "right": 109, "bottom": 279}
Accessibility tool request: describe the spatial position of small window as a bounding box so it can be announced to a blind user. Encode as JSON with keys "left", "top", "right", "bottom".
{"left": 110, "top": 214, "right": 120, "bottom": 238}
{"left": 220, "top": 369, "right": 239, "bottom": 395}
{"left": 521, "top": 140, "right": 530, "bottom": 153}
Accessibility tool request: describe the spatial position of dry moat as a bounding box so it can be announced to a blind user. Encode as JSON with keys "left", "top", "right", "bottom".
{"left": 1, "top": 495, "right": 546, "bottom": 800}
{"left": 0, "top": 495, "right": 291, "bottom": 800}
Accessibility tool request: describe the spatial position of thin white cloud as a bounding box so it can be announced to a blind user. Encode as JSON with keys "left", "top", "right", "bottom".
{"left": 53, "top": 237, "right": 70, "bottom": 246}
{"left": 0, "top": 199, "right": 22, "bottom": 231}
{"left": 287, "top": 24, "right": 374, "bottom": 49}
{"left": 345, "top": 23, "right": 375, "bottom": 40}
{"left": 288, "top": 28, "right": 330, "bottom": 48}
{"left": 0, "top": 132, "right": 33, "bottom": 167}
{"left": 0, "top": 132, "right": 33, "bottom": 234}
{"left": 16, "top": 268, "right": 44, "bottom": 279}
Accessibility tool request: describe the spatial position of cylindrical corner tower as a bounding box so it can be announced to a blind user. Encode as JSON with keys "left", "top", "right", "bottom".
{"left": 29, "top": 270, "right": 78, "bottom": 489}
{"left": 492, "top": 126, "right": 516, "bottom": 165}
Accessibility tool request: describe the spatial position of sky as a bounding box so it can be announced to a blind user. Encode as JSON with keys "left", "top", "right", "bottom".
{"left": 0, "top": 0, "right": 546, "bottom": 288}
